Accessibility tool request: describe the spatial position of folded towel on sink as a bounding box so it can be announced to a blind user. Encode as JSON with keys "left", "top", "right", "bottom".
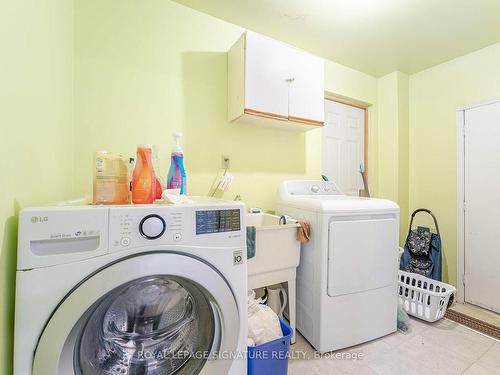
{"left": 246, "top": 226, "right": 256, "bottom": 259}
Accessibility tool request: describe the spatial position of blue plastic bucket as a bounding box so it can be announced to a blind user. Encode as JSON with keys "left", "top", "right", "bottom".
{"left": 247, "top": 319, "right": 293, "bottom": 375}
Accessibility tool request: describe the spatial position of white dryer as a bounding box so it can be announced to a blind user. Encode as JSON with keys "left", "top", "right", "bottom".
{"left": 14, "top": 199, "right": 247, "bottom": 375}
{"left": 277, "top": 180, "right": 400, "bottom": 352}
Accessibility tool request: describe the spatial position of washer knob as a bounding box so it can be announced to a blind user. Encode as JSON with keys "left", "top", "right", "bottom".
{"left": 139, "top": 214, "right": 166, "bottom": 239}
{"left": 311, "top": 185, "right": 320, "bottom": 193}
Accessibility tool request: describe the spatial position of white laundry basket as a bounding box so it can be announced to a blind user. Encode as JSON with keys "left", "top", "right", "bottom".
{"left": 398, "top": 270, "right": 456, "bottom": 322}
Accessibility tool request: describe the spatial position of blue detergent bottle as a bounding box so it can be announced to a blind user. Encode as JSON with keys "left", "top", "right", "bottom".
{"left": 167, "top": 132, "right": 187, "bottom": 194}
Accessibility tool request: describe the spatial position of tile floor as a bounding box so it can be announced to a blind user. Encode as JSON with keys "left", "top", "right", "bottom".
{"left": 289, "top": 317, "right": 500, "bottom": 374}
{"left": 450, "top": 303, "right": 500, "bottom": 328}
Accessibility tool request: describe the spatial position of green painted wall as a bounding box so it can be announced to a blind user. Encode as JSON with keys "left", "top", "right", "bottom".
{"left": 0, "top": 0, "right": 75, "bottom": 373}
{"left": 376, "top": 71, "right": 410, "bottom": 242}
{"left": 74, "top": 0, "right": 379, "bottom": 211}
{"left": 397, "top": 73, "right": 410, "bottom": 243}
{"left": 377, "top": 73, "right": 400, "bottom": 202}
{"left": 409, "top": 41, "right": 500, "bottom": 285}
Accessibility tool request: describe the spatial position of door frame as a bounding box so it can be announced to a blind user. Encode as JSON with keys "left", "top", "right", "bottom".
{"left": 324, "top": 94, "right": 370, "bottom": 181}
{"left": 456, "top": 97, "right": 500, "bottom": 304}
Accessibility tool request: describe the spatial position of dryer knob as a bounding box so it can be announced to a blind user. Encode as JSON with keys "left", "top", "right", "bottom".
{"left": 139, "top": 215, "right": 166, "bottom": 239}
{"left": 311, "top": 185, "right": 320, "bottom": 193}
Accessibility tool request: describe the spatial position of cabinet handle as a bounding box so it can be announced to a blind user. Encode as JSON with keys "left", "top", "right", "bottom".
{"left": 286, "top": 78, "right": 295, "bottom": 83}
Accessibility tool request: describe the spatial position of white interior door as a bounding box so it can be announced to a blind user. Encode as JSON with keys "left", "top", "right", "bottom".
{"left": 322, "top": 100, "right": 365, "bottom": 195}
{"left": 464, "top": 101, "right": 500, "bottom": 313}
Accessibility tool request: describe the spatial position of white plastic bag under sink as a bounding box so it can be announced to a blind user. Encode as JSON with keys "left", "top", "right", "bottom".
{"left": 247, "top": 291, "right": 283, "bottom": 346}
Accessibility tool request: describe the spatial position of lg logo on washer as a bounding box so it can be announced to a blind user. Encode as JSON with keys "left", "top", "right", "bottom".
{"left": 31, "top": 216, "right": 48, "bottom": 224}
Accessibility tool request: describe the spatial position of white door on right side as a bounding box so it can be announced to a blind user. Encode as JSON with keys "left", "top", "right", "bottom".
{"left": 322, "top": 99, "right": 365, "bottom": 196}
{"left": 464, "top": 100, "right": 500, "bottom": 313}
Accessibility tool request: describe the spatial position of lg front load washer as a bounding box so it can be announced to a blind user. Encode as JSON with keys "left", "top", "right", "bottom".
{"left": 14, "top": 199, "right": 247, "bottom": 375}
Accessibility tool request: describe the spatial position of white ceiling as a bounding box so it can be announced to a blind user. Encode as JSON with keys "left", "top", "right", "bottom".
{"left": 174, "top": 0, "right": 500, "bottom": 77}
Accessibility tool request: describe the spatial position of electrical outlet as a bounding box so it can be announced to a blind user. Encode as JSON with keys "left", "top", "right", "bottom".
{"left": 222, "top": 155, "right": 230, "bottom": 169}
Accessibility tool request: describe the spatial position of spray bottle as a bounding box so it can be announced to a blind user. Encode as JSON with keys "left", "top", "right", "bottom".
{"left": 167, "top": 132, "right": 187, "bottom": 194}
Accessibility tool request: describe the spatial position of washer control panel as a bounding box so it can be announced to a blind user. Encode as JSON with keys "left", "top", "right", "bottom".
{"left": 108, "top": 204, "right": 244, "bottom": 251}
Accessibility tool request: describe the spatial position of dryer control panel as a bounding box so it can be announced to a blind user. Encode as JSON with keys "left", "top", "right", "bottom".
{"left": 282, "top": 180, "right": 343, "bottom": 196}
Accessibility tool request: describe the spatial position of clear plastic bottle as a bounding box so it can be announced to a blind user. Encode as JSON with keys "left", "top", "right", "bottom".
{"left": 132, "top": 144, "right": 157, "bottom": 204}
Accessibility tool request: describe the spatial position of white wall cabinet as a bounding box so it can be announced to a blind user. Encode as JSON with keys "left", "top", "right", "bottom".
{"left": 228, "top": 31, "right": 324, "bottom": 131}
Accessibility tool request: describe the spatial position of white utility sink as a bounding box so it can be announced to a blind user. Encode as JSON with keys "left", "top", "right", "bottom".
{"left": 246, "top": 213, "right": 300, "bottom": 278}
{"left": 246, "top": 213, "right": 301, "bottom": 343}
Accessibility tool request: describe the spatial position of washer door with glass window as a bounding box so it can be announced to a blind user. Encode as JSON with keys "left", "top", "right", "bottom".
{"left": 33, "top": 252, "right": 240, "bottom": 375}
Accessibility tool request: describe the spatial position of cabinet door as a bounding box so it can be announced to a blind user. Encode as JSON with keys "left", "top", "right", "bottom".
{"left": 244, "top": 32, "right": 289, "bottom": 119}
{"left": 288, "top": 50, "right": 325, "bottom": 125}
